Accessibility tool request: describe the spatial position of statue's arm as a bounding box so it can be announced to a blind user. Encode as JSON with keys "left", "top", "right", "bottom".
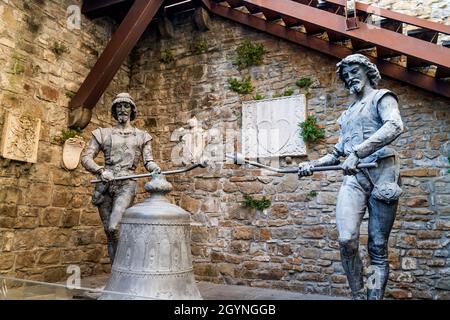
{"left": 353, "top": 94, "right": 404, "bottom": 159}
{"left": 81, "top": 135, "right": 104, "bottom": 174}
{"left": 142, "top": 132, "right": 160, "bottom": 172}
{"left": 310, "top": 125, "right": 344, "bottom": 167}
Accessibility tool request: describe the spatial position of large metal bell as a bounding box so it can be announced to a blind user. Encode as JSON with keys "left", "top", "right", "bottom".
{"left": 100, "top": 174, "right": 202, "bottom": 300}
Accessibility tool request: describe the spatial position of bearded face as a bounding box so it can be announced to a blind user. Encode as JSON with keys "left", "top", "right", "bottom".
{"left": 341, "top": 64, "right": 370, "bottom": 95}
{"left": 115, "top": 102, "right": 132, "bottom": 124}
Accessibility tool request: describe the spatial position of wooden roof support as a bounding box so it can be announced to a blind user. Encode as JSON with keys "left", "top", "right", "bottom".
{"left": 69, "top": 0, "right": 164, "bottom": 129}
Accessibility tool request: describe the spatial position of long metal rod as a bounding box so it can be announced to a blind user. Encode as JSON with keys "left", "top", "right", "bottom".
{"left": 225, "top": 154, "right": 377, "bottom": 173}
{"left": 90, "top": 162, "right": 206, "bottom": 184}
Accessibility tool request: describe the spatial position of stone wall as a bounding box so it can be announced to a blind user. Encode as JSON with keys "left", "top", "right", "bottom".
{"left": 129, "top": 10, "right": 450, "bottom": 299}
{"left": 0, "top": 0, "right": 128, "bottom": 282}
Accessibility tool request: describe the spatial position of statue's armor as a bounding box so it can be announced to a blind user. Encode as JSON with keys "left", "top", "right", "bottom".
{"left": 83, "top": 127, "right": 154, "bottom": 176}
{"left": 336, "top": 89, "right": 399, "bottom": 163}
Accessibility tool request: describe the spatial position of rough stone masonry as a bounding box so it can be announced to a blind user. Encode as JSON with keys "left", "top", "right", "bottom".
{"left": 0, "top": 0, "right": 449, "bottom": 299}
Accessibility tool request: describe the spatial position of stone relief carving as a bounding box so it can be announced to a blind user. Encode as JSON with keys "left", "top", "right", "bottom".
{"left": 1, "top": 111, "right": 41, "bottom": 163}
{"left": 242, "top": 95, "right": 307, "bottom": 159}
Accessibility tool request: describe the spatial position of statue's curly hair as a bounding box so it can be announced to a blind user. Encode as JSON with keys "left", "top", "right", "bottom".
{"left": 336, "top": 54, "right": 381, "bottom": 89}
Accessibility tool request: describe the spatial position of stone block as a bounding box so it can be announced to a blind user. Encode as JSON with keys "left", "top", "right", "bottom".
{"left": 0, "top": 253, "right": 15, "bottom": 271}
{"left": 180, "top": 195, "right": 200, "bottom": 214}
{"left": 270, "top": 203, "right": 289, "bottom": 219}
{"left": 232, "top": 226, "right": 255, "bottom": 240}
{"left": 195, "top": 179, "right": 218, "bottom": 192}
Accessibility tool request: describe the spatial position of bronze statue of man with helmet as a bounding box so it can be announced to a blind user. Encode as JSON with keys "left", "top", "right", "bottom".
{"left": 81, "top": 93, "right": 161, "bottom": 265}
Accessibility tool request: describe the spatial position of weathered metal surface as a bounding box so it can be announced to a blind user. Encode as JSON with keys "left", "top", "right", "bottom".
{"left": 99, "top": 174, "right": 202, "bottom": 300}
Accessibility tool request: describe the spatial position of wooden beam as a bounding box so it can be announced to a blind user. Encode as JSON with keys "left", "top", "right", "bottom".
{"left": 82, "top": 0, "right": 129, "bottom": 15}
{"left": 69, "top": 0, "right": 164, "bottom": 129}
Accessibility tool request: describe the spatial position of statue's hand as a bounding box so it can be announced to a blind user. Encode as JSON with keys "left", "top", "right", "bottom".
{"left": 151, "top": 166, "right": 162, "bottom": 175}
{"left": 100, "top": 169, "right": 115, "bottom": 182}
{"left": 298, "top": 161, "right": 314, "bottom": 178}
{"left": 342, "top": 152, "right": 360, "bottom": 176}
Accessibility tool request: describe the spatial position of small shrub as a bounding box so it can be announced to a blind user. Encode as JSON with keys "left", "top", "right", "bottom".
{"left": 227, "top": 76, "right": 254, "bottom": 94}
{"left": 25, "top": 15, "right": 41, "bottom": 33}
{"left": 241, "top": 194, "right": 271, "bottom": 210}
{"left": 296, "top": 77, "right": 313, "bottom": 88}
{"left": 54, "top": 128, "right": 82, "bottom": 145}
{"left": 65, "top": 91, "right": 76, "bottom": 99}
{"left": 11, "top": 54, "right": 26, "bottom": 75}
{"left": 234, "top": 40, "right": 265, "bottom": 69}
{"left": 193, "top": 39, "right": 208, "bottom": 54}
{"left": 253, "top": 92, "right": 266, "bottom": 100}
{"left": 307, "top": 191, "right": 318, "bottom": 200}
{"left": 283, "top": 88, "right": 294, "bottom": 96}
{"left": 273, "top": 91, "right": 282, "bottom": 98}
{"left": 299, "top": 115, "right": 325, "bottom": 143}
{"left": 160, "top": 50, "right": 174, "bottom": 64}
{"left": 52, "top": 41, "right": 70, "bottom": 58}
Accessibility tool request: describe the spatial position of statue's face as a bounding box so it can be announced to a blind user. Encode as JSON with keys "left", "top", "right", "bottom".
{"left": 341, "top": 64, "right": 369, "bottom": 95}
{"left": 115, "top": 102, "right": 132, "bottom": 123}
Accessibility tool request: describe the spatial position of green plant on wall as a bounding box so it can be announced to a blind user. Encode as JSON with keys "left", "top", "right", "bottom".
{"left": 228, "top": 76, "right": 254, "bottom": 94}
{"left": 193, "top": 39, "right": 208, "bottom": 54}
{"left": 11, "top": 54, "right": 26, "bottom": 75}
{"left": 65, "top": 91, "right": 76, "bottom": 99}
{"left": 296, "top": 77, "right": 314, "bottom": 98}
{"left": 52, "top": 41, "right": 70, "bottom": 58}
{"left": 299, "top": 115, "right": 325, "bottom": 143}
{"left": 306, "top": 191, "right": 318, "bottom": 201}
{"left": 253, "top": 92, "right": 266, "bottom": 100}
{"left": 273, "top": 91, "right": 282, "bottom": 98}
{"left": 283, "top": 88, "right": 294, "bottom": 96}
{"left": 160, "top": 50, "right": 174, "bottom": 64}
{"left": 54, "top": 128, "right": 82, "bottom": 145}
{"left": 25, "top": 15, "right": 42, "bottom": 33}
{"left": 241, "top": 194, "right": 271, "bottom": 210}
{"left": 234, "top": 40, "right": 265, "bottom": 69}
{"left": 296, "top": 77, "right": 313, "bottom": 89}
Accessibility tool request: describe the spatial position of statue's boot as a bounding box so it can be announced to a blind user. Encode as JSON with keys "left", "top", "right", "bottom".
{"left": 106, "top": 229, "right": 120, "bottom": 265}
{"left": 339, "top": 239, "right": 365, "bottom": 300}
{"left": 367, "top": 264, "right": 389, "bottom": 300}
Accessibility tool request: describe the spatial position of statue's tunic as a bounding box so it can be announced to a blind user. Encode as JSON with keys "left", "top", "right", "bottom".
{"left": 82, "top": 127, "right": 154, "bottom": 177}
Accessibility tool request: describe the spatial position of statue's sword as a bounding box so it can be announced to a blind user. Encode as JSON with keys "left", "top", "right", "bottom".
{"left": 226, "top": 153, "right": 377, "bottom": 173}
{"left": 90, "top": 161, "right": 208, "bottom": 184}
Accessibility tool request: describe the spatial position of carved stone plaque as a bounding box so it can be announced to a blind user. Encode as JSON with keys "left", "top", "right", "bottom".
{"left": 1, "top": 112, "right": 41, "bottom": 163}
{"left": 242, "top": 95, "right": 307, "bottom": 158}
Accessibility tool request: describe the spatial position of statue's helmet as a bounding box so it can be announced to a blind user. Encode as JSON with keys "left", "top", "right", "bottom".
{"left": 336, "top": 54, "right": 381, "bottom": 89}
{"left": 111, "top": 92, "right": 137, "bottom": 121}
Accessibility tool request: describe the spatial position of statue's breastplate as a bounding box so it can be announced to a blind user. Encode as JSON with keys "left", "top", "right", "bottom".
{"left": 103, "top": 128, "right": 141, "bottom": 173}
{"left": 339, "top": 90, "right": 387, "bottom": 158}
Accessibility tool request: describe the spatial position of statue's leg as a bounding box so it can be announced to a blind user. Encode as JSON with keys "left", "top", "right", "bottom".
{"left": 336, "top": 175, "right": 369, "bottom": 300}
{"left": 107, "top": 181, "right": 137, "bottom": 263}
{"left": 366, "top": 197, "right": 398, "bottom": 300}
{"left": 96, "top": 195, "right": 115, "bottom": 265}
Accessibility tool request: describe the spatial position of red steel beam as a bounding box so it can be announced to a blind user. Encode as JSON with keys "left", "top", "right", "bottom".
{"left": 202, "top": 0, "right": 450, "bottom": 98}
{"left": 69, "top": 0, "right": 164, "bottom": 128}
{"left": 242, "top": 0, "right": 450, "bottom": 69}
{"left": 326, "top": 0, "right": 450, "bottom": 35}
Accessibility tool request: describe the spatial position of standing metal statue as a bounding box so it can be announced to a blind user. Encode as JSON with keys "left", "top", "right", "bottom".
{"left": 81, "top": 93, "right": 161, "bottom": 265}
{"left": 298, "top": 54, "right": 404, "bottom": 300}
